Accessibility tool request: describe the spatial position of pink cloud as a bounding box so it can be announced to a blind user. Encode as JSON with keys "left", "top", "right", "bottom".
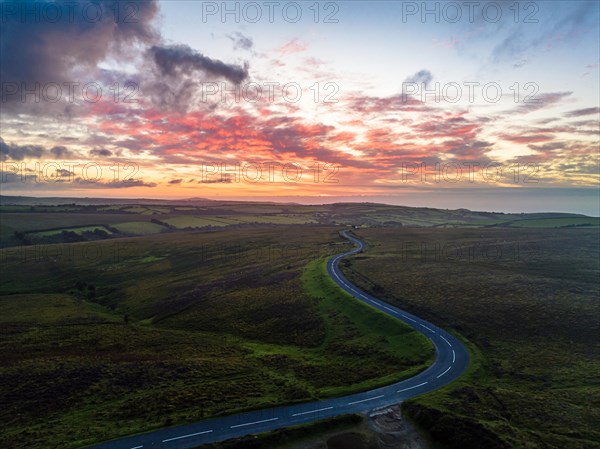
{"left": 277, "top": 38, "right": 308, "bottom": 55}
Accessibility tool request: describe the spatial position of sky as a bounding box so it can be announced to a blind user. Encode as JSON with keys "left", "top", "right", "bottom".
{"left": 0, "top": 0, "right": 599, "bottom": 214}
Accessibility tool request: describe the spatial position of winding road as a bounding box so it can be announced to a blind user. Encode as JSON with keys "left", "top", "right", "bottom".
{"left": 86, "top": 230, "right": 469, "bottom": 449}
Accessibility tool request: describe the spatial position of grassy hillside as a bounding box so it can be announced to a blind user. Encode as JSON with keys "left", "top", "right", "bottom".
{"left": 0, "top": 227, "right": 433, "bottom": 449}
{"left": 340, "top": 227, "right": 600, "bottom": 449}
{"left": 2, "top": 197, "right": 597, "bottom": 448}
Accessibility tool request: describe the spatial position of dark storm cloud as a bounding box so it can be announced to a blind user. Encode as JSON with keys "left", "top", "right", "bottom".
{"left": 148, "top": 44, "right": 249, "bottom": 85}
{"left": 0, "top": 0, "right": 160, "bottom": 86}
{"left": 0, "top": 0, "right": 250, "bottom": 114}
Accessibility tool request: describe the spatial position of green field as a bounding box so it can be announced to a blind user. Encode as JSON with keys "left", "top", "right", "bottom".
{"left": 505, "top": 216, "right": 600, "bottom": 228}
{"left": 111, "top": 221, "right": 167, "bottom": 235}
{"left": 340, "top": 227, "right": 600, "bottom": 449}
{"left": 30, "top": 225, "right": 114, "bottom": 237}
{"left": 161, "top": 215, "right": 233, "bottom": 228}
{"left": 0, "top": 227, "right": 433, "bottom": 449}
{"left": 2, "top": 197, "right": 595, "bottom": 248}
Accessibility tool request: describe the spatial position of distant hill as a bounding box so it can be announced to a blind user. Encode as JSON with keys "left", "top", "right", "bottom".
{"left": 1, "top": 195, "right": 597, "bottom": 248}
{"left": 0, "top": 195, "right": 215, "bottom": 207}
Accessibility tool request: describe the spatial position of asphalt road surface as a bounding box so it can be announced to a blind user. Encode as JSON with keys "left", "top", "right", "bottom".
{"left": 86, "top": 230, "right": 469, "bottom": 449}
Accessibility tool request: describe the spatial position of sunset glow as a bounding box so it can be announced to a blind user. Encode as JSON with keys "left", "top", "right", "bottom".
{"left": 1, "top": 0, "right": 599, "bottom": 214}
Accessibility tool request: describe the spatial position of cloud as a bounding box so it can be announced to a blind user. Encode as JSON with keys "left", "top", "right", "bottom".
{"left": 143, "top": 44, "right": 250, "bottom": 112}
{"left": 148, "top": 44, "right": 249, "bottom": 85}
{"left": 199, "top": 176, "right": 233, "bottom": 184}
{"left": 527, "top": 142, "right": 565, "bottom": 153}
{"left": 278, "top": 38, "right": 307, "bottom": 55}
{"left": 565, "top": 107, "right": 600, "bottom": 117}
{"left": 228, "top": 32, "right": 253, "bottom": 51}
{"left": 517, "top": 92, "right": 573, "bottom": 114}
{"left": 89, "top": 148, "right": 113, "bottom": 157}
{"left": 350, "top": 94, "right": 428, "bottom": 114}
{"left": 73, "top": 179, "right": 158, "bottom": 188}
{"left": 413, "top": 115, "right": 481, "bottom": 140}
{"left": 168, "top": 178, "right": 183, "bottom": 184}
{"left": 0, "top": 136, "right": 76, "bottom": 161}
{"left": 56, "top": 169, "right": 75, "bottom": 177}
{"left": 0, "top": 0, "right": 159, "bottom": 106}
{"left": 492, "top": 2, "right": 599, "bottom": 63}
{"left": 404, "top": 70, "right": 434, "bottom": 88}
{"left": 500, "top": 133, "right": 555, "bottom": 144}
{"left": 0, "top": 0, "right": 250, "bottom": 115}
{"left": 440, "top": 140, "right": 494, "bottom": 159}
{"left": 50, "top": 146, "right": 75, "bottom": 158}
{"left": 492, "top": 30, "right": 527, "bottom": 63}
{"left": 1, "top": 137, "right": 43, "bottom": 161}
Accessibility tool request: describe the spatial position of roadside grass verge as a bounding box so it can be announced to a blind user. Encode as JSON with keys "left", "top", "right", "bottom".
{"left": 301, "top": 258, "right": 435, "bottom": 396}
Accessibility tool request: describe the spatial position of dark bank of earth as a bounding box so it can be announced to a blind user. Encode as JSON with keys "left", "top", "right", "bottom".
{"left": 198, "top": 405, "right": 430, "bottom": 449}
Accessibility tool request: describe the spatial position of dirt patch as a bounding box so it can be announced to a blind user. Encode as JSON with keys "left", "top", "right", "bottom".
{"left": 367, "top": 405, "right": 430, "bottom": 449}
{"left": 283, "top": 404, "right": 430, "bottom": 449}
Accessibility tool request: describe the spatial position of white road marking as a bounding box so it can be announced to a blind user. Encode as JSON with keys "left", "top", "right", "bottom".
{"left": 130, "top": 446, "right": 144, "bottom": 449}
{"left": 332, "top": 246, "right": 459, "bottom": 400}
{"left": 397, "top": 382, "right": 428, "bottom": 393}
{"left": 292, "top": 406, "right": 334, "bottom": 417}
{"left": 333, "top": 262, "right": 440, "bottom": 338}
{"left": 162, "top": 430, "right": 213, "bottom": 442}
{"left": 437, "top": 366, "right": 452, "bottom": 378}
{"left": 230, "top": 417, "right": 279, "bottom": 429}
{"left": 348, "top": 395, "right": 385, "bottom": 405}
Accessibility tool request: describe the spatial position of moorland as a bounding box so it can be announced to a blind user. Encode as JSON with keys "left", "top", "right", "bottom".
{"left": 0, "top": 196, "right": 598, "bottom": 449}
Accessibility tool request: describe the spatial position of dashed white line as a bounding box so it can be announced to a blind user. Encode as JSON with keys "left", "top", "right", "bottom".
{"left": 230, "top": 417, "right": 279, "bottom": 429}
{"left": 348, "top": 395, "right": 385, "bottom": 405}
{"left": 437, "top": 366, "right": 452, "bottom": 378}
{"left": 130, "top": 446, "right": 144, "bottom": 449}
{"left": 397, "top": 382, "right": 428, "bottom": 393}
{"left": 162, "top": 430, "right": 213, "bottom": 442}
{"left": 292, "top": 406, "right": 334, "bottom": 417}
{"left": 332, "top": 248, "right": 458, "bottom": 402}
